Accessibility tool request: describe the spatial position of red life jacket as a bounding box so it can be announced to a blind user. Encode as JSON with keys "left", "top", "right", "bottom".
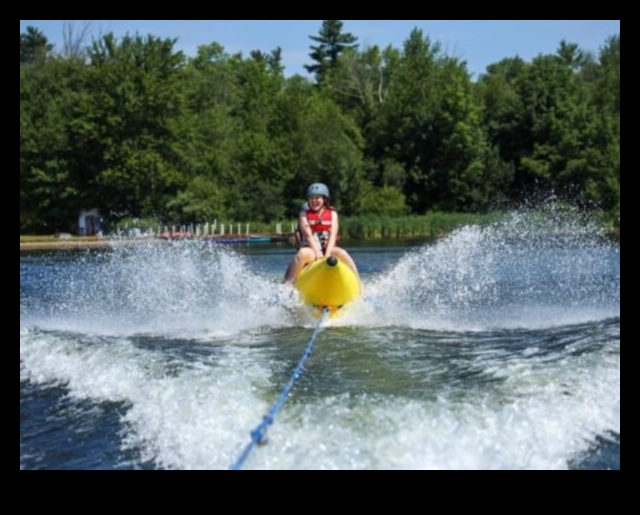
{"left": 303, "top": 207, "right": 333, "bottom": 250}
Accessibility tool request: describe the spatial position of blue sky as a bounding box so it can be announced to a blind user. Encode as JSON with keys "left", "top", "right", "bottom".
{"left": 20, "top": 20, "right": 620, "bottom": 79}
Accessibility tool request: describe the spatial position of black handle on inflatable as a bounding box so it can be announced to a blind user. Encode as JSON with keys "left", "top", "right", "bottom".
{"left": 326, "top": 256, "right": 338, "bottom": 267}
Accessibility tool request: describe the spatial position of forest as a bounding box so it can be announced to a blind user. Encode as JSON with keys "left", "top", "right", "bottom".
{"left": 20, "top": 21, "right": 620, "bottom": 236}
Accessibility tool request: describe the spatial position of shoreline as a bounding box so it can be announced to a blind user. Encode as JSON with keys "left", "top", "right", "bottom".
{"left": 20, "top": 239, "right": 161, "bottom": 251}
{"left": 20, "top": 234, "right": 293, "bottom": 251}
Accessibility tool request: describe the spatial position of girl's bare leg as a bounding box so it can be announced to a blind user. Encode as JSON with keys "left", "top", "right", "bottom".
{"left": 284, "top": 247, "right": 315, "bottom": 284}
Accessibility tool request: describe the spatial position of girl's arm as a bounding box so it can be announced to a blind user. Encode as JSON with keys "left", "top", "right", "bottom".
{"left": 300, "top": 212, "right": 324, "bottom": 258}
{"left": 324, "top": 210, "right": 339, "bottom": 256}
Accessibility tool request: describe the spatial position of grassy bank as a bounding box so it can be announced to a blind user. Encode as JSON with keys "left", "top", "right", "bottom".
{"left": 21, "top": 209, "right": 619, "bottom": 246}
{"left": 338, "top": 212, "right": 503, "bottom": 239}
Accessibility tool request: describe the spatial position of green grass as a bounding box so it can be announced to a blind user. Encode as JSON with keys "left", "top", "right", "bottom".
{"left": 21, "top": 209, "right": 619, "bottom": 242}
{"left": 338, "top": 212, "right": 505, "bottom": 239}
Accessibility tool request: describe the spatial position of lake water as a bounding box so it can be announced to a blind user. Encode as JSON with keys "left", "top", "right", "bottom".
{"left": 20, "top": 209, "right": 620, "bottom": 470}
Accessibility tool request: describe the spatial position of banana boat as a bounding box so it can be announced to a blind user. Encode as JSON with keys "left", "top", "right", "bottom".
{"left": 295, "top": 256, "right": 362, "bottom": 317}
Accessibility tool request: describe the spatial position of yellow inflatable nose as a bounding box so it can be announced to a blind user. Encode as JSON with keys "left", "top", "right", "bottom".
{"left": 295, "top": 257, "right": 361, "bottom": 314}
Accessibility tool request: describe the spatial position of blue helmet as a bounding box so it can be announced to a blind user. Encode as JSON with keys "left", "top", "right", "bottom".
{"left": 307, "top": 183, "right": 330, "bottom": 198}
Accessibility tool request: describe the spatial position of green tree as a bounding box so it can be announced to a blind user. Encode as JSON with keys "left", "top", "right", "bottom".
{"left": 556, "top": 39, "right": 588, "bottom": 71}
{"left": 370, "top": 28, "right": 495, "bottom": 213}
{"left": 591, "top": 34, "right": 620, "bottom": 219}
{"left": 170, "top": 43, "right": 242, "bottom": 223}
{"left": 20, "top": 57, "right": 90, "bottom": 232}
{"left": 514, "top": 53, "right": 617, "bottom": 209}
{"left": 175, "top": 42, "right": 292, "bottom": 223}
{"left": 20, "top": 26, "right": 53, "bottom": 64}
{"left": 271, "top": 80, "right": 366, "bottom": 214}
{"left": 476, "top": 56, "right": 527, "bottom": 164}
{"left": 19, "top": 24, "right": 620, "bottom": 234}
{"left": 592, "top": 35, "right": 620, "bottom": 115}
{"left": 359, "top": 184, "right": 409, "bottom": 216}
{"left": 305, "top": 20, "right": 358, "bottom": 84}
{"left": 81, "top": 33, "right": 188, "bottom": 221}
{"left": 225, "top": 53, "right": 289, "bottom": 222}
{"left": 477, "top": 38, "right": 619, "bottom": 215}
{"left": 322, "top": 45, "right": 395, "bottom": 125}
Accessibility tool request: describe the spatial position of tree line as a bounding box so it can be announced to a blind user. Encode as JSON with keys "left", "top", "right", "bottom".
{"left": 20, "top": 21, "right": 620, "bottom": 234}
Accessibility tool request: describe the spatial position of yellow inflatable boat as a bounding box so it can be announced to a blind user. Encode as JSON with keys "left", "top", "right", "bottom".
{"left": 295, "top": 256, "right": 362, "bottom": 317}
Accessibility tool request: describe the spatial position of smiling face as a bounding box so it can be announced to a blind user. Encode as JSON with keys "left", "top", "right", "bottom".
{"left": 307, "top": 195, "right": 325, "bottom": 210}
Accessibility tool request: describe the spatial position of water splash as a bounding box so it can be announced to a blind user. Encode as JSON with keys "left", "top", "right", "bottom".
{"left": 20, "top": 205, "right": 619, "bottom": 336}
{"left": 20, "top": 242, "right": 300, "bottom": 338}
{"left": 19, "top": 206, "right": 620, "bottom": 470}
{"left": 348, "top": 206, "right": 619, "bottom": 330}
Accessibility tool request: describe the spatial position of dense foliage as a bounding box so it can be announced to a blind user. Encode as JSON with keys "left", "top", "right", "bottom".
{"left": 20, "top": 23, "right": 620, "bottom": 235}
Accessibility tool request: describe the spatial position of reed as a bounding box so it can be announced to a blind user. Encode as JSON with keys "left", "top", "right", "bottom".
{"left": 339, "top": 212, "right": 503, "bottom": 240}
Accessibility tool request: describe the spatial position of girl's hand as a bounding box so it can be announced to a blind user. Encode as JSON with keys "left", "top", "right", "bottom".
{"left": 315, "top": 250, "right": 324, "bottom": 260}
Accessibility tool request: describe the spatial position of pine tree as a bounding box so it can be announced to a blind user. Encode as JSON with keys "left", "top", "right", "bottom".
{"left": 305, "top": 20, "right": 358, "bottom": 83}
{"left": 20, "top": 26, "right": 53, "bottom": 64}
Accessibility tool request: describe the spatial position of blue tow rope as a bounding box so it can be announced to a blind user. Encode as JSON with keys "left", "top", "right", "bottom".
{"left": 230, "top": 306, "right": 329, "bottom": 470}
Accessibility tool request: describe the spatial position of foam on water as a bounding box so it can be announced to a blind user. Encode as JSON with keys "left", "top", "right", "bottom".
{"left": 20, "top": 243, "right": 303, "bottom": 338}
{"left": 342, "top": 208, "right": 619, "bottom": 331}
{"left": 20, "top": 207, "right": 619, "bottom": 337}
{"left": 20, "top": 206, "right": 620, "bottom": 469}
